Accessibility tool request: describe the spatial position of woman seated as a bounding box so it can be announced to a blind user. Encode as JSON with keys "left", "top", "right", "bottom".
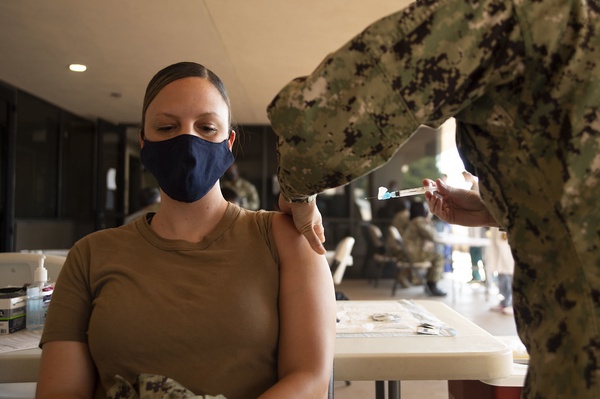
{"left": 36, "top": 62, "right": 336, "bottom": 399}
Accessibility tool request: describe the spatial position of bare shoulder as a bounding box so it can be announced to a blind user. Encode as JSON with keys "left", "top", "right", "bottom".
{"left": 270, "top": 212, "right": 324, "bottom": 264}
{"left": 270, "top": 212, "right": 300, "bottom": 239}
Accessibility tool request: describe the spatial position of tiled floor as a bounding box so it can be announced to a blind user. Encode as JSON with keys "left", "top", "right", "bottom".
{"left": 332, "top": 268, "right": 518, "bottom": 399}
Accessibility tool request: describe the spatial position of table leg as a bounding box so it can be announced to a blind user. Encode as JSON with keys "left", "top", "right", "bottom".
{"left": 328, "top": 368, "right": 334, "bottom": 399}
{"left": 374, "top": 380, "right": 401, "bottom": 399}
{"left": 389, "top": 381, "right": 400, "bottom": 399}
{"left": 376, "top": 381, "right": 385, "bottom": 399}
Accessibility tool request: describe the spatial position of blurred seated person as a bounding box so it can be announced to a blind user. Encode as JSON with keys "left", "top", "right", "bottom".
{"left": 221, "top": 162, "right": 260, "bottom": 210}
{"left": 124, "top": 187, "right": 161, "bottom": 224}
{"left": 37, "top": 61, "right": 335, "bottom": 399}
{"left": 390, "top": 199, "right": 410, "bottom": 237}
{"left": 403, "top": 199, "right": 446, "bottom": 296}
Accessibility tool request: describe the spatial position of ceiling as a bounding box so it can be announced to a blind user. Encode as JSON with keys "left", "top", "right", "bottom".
{"left": 0, "top": 1, "right": 412, "bottom": 127}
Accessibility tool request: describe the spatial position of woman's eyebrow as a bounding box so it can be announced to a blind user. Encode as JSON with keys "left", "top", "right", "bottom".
{"left": 195, "top": 112, "right": 221, "bottom": 119}
{"left": 151, "top": 112, "right": 221, "bottom": 119}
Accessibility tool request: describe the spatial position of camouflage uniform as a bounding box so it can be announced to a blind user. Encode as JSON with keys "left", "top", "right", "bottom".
{"left": 107, "top": 374, "right": 226, "bottom": 399}
{"left": 267, "top": 0, "right": 600, "bottom": 398}
{"left": 220, "top": 178, "right": 260, "bottom": 210}
{"left": 402, "top": 216, "right": 445, "bottom": 283}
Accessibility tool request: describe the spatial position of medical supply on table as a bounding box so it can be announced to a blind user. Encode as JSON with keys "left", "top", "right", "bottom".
{"left": 26, "top": 255, "right": 53, "bottom": 331}
{"left": 0, "top": 287, "right": 27, "bottom": 334}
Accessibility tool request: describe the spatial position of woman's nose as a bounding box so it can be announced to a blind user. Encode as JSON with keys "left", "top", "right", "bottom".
{"left": 181, "top": 123, "right": 198, "bottom": 137}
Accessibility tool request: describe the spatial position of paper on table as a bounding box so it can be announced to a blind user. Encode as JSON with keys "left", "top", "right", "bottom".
{"left": 0, "top": 329, "right": 42, "bottom": 353}
{"left": 336, "top": 300, "right": 456, "bottom": 337}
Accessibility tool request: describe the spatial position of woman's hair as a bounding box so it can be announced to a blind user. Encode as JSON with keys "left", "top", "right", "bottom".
{"left": 141, "top": 62, "right": 231, "bottom": 136}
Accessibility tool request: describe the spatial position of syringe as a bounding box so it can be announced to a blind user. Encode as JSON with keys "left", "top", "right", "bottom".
{"left": 366, "top": 185, "right": 437, "bottom": 200}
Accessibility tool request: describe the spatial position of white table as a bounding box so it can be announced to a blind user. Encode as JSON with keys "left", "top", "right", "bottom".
{"left": 0, "top": 348, "right": 39, "bottom": 383}
{"left": 1, "top": 300, "right": 513, "bottom": 399}
{"left": 434, "top": 233, "right": 490, "bottom": 247}
{"left": 334, "top": 300, "right": 513, "bottom": 399}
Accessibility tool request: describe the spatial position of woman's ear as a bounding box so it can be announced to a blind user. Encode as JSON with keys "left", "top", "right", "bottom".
{"left": 228, "top": 130, "right": 236, "bottom": 150}
{"left": 139, "top": 129, "right": 145, "bottom": 148}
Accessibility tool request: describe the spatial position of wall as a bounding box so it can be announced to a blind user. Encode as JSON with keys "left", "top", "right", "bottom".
{"left": 14, "top": 220, "right": 77, "bottom": 251}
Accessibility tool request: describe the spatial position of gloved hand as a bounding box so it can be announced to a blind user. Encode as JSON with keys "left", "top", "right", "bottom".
{"left": 423, "top": 178, "right": 499, "bottom": 227}
{"left": 278, "top": 193, "right": 326, "bottom": 254}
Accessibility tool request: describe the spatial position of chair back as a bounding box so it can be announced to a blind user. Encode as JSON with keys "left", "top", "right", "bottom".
{"left": 385, "top": 225, "right": 403, "bottom": 253}
{"left": 0, "top": 252, "right": 66, "bottom": 287}
{"left": 331, "top": 237, "right": 355, "bottom": 285}
{"left": 388, "top": 225, "right": 403, "bottom": 243}
{"left": 364, "top": 223, "right": 386, "bottom": 252}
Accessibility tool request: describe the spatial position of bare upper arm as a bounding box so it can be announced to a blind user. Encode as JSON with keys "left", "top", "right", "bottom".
{"left": 270, "top": 213, "right": 336, "bottom": 380}
{"left": 37, "top": 341, "right": 96, "bottom": 399}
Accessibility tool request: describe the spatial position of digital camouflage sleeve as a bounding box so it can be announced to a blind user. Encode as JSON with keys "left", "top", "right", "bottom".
{"left": 267, "top": 0, "right": 600, "bottom": 398}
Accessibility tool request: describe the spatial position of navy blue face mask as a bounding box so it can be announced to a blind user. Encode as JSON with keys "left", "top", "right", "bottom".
{"left": 141, "top": 134, "right": 234, "bottom": 203}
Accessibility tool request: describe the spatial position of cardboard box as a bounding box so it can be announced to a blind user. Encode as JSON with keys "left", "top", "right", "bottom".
{"left": 0, "top": 288, "right": 27, "bottom": 334}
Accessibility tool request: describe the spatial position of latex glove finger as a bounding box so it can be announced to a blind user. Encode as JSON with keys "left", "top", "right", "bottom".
{"left": 290, "top": 201, "right": 326, "bottom": 255}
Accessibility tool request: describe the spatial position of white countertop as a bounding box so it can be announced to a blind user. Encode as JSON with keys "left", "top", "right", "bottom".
{"left": 0, "top": 347, "right": 40, "bottom": 383}
{"left": 333, "top": 300, "right": 513, "bottom": 381}
{"left": 0, "top": 300, "right": 513, "bottom": 385}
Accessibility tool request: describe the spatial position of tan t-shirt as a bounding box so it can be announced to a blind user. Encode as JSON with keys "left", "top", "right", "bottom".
{"left": 41, "top": 203, "right": 280, "bottom": 399}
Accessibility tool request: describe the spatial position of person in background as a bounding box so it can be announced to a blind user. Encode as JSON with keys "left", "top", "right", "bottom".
{"left": 390, "top": 199, "right": 410, "bottom": 237}
{"left": 488, "top": 227, "right": 515, "bottom": 315}
{"left": 124, "top": 187, "right": 161, "bottom": 225}
{"left": 462, "top": 171, "right": 486, "bottom": 282}
{"left": 221, "top": 162, "right": 260, "bottom": 210}
{"left": 432, "top": 175, "right": 453, "bottom": 273}
{"left": 387, "top": 199, "right": 419, "bottom": 287}
{"left": 401, "top": 200, "right": 446, "bottom": 296}
{"left": 36, "top": 62, "right": 335, "bottom": 399}
{"left": 266, "top": 1, "right": 599, "bottom": 398}
{"left": 432, "top": 214, "right": 453, "bottom": 273}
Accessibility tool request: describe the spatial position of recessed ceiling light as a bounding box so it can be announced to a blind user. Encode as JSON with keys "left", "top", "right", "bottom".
{"left": 69, "top": 64, "right": 87, "bottom": 72}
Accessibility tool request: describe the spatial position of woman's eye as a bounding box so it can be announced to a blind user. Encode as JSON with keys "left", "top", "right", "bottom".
{"left": 156, "top": 125, "right": 175, "bottom": 132}
{"left": 199, "top": 125, "right": 218, "bottom": 133}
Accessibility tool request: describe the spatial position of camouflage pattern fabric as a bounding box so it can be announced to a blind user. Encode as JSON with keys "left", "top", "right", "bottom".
{"left": 107, "top": 374, "right": 227, "bottom": 399}
{"left": 267, "top": 0, "right": 600, "bottom": 397}
{"left": 220, "top": 177, "right": 260, "bottom": 210}
{"left": 402, "top": 217, "right": 444, "bottom": 282}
